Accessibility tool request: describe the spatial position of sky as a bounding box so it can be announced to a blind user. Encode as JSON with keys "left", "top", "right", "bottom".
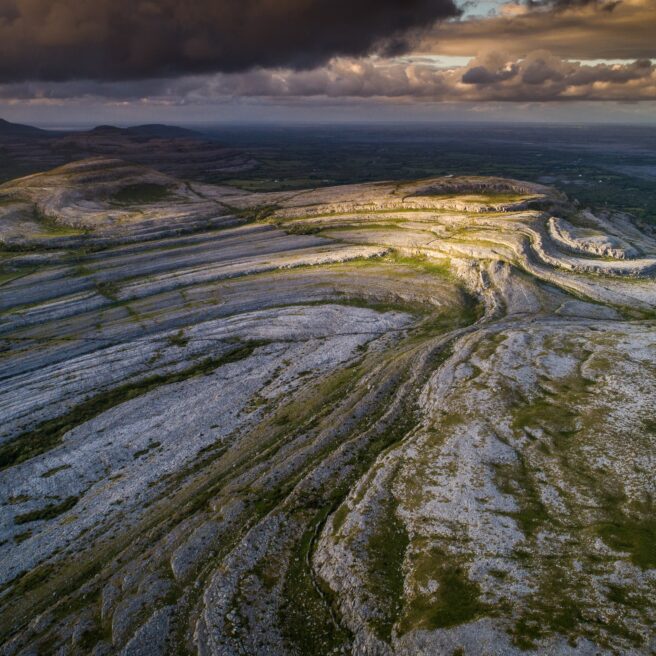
{"left": 0, "top": 0, "right": 655, "bottom": 126}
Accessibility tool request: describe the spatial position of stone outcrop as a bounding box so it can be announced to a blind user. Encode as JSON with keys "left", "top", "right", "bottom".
{"left": 0, "top": 160, "right": 654, "bottom": 655}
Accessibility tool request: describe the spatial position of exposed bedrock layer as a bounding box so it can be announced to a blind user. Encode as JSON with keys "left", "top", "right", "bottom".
{"left": 0, "top": 160, "right": 654, "bottom": 655}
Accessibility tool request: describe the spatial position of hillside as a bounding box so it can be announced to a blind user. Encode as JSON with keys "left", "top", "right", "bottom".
{"left": 0, "top": 118, "right": 52, "bottom": 138}
{"left": 0, "top": 120, "right": 256, "bottom": 185}
{"left": 0, "top": 164, "right": 654, "bottom": 655}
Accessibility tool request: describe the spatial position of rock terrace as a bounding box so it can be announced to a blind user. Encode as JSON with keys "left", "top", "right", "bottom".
{"left": 1, "top": 159, "right": 654, "bottom": 655}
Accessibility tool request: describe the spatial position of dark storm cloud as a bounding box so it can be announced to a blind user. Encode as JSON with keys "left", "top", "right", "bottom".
{"left": 462, "top": 64, "right": 518, "bottom": 84}
{"left": 521, "top": 58, "right": 565, "bottom": 84}
{"left": 0, "top": 0, "right": 460, "bottom": 83}
{"left": 526, "top": 0, "right": 619, "bottom": 10}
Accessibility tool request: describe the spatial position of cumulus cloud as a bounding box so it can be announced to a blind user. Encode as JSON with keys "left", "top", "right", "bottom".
{"left": 0, "top": 0, "right": 459, "bottom": 83}
{"left": 462, "top": 64, "right": 519, "bottom": 84}
{"left": 420, "top": 0, "right": 656, "bottom": 59}
{"left": 455, "top": 51, "right": 656, "bottom": 99}
{"left": 217, "top": 52, "right": 656, "bottom": 101}
{"left": 6, "top": 51, "right": 654, "bottom": 104}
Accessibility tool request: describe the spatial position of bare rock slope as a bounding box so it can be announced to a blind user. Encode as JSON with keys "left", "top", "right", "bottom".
{"left": 0, "top": 159, "right": 654, "bottom": 655}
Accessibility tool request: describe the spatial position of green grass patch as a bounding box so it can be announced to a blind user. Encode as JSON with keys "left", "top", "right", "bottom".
{"left": 167, "top": 329, "right": 189, "bottom": 347}
{"left": 283, "top": 223, "right": 322, "bottom": 235}
{"left": 0, "top": 268, "right": 31, "bottom": 286}
{"left": 280, "top": 509, "right": 352, "bottom": 655}
{"left": 14, "top": 530, "right": 32, "bottom": 544}
{"left": 330, "top": 504, "right": 349, "bottom": 535}
{"left": 6, "top": 563, "right": 57, "bottom": 599}
{"left": 31, "top": 208, "right": 87, "bottom": 237}
{"left": 494, "top": 454, "right": 552, "bottom": 538}
{"left": 133, "top": 440, "right": 161, "bottom": 459}
{"left": 111, "top": 183, "right": 171, "bottom": 205}
{"left": 95, "top": 280, "right": 120, "bottom": 300}
{"left": 505, "top": 558, "right": 640, "bottom": 650}
{"left": 224, "top": 203, "right": 280, "bottom": 223}
{"left": 388, "top": 253, "right": 453, "bottom": 278}
{"left": 399, "top": 548, "right": 491, "bottom": 634}
{"left": 14, "top": 496, "right": 79, "bottom": 525}
{"left": 40, "top": 464, "right": 72, "bottom": 478}
{"left": 365, "top": 495, "right": 410, "bottom": 642}
{"left": 594, "top": 498, "right": 656, "bottom": 570}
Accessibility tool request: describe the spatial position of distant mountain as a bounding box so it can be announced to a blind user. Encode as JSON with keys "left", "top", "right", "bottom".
{"left": 128, "top": 124, "right": 204, "bottom": 138}
{"left": 0, "top": 118, "right": 52, "bottom": 137}
{"left": 0, "top": 119, "right": 250, "bottom": 186}
{"left": 1, "top": 119, "right": 204, "bottom": 140}
{"left": 86, "top": 124, "right": 203, "bottom": 139}
{"left": 87, "top": 125, "right": 125, "bottom": 136}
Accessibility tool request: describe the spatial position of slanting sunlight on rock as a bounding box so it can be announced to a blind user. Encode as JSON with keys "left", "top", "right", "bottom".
{"left": 1, "top": 158, "right": 654, "bottom": 655}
